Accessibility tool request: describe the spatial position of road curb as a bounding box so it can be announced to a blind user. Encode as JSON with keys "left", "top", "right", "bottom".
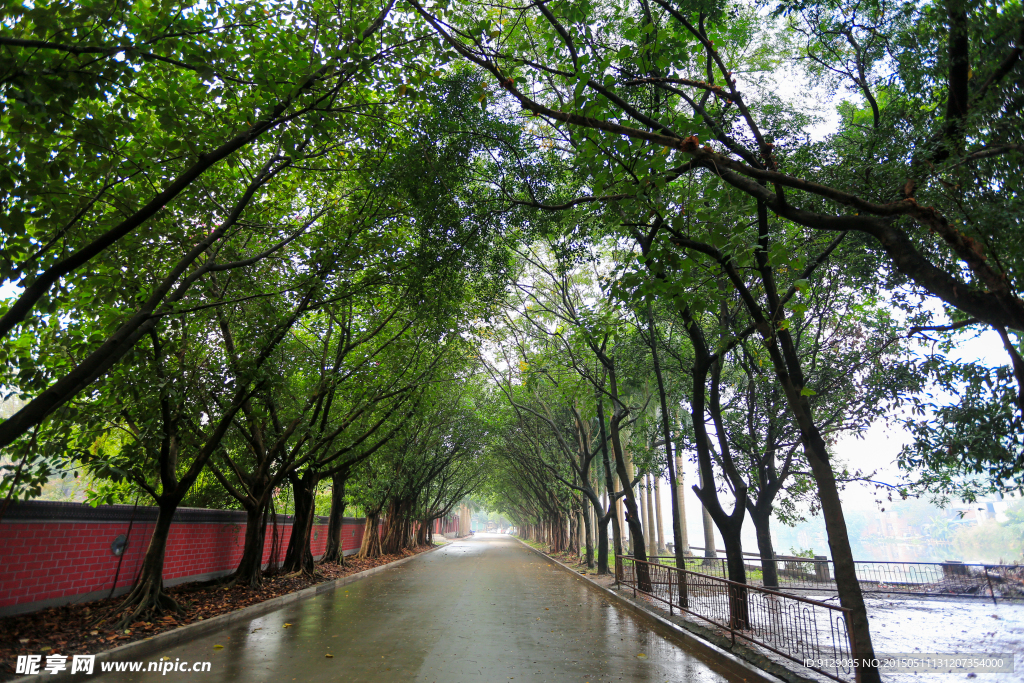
{"left": 514, "top": 538, "right": 813, "bottom": 683}
{"left": 8, "top": 541, "right": 451, "bottom": 683}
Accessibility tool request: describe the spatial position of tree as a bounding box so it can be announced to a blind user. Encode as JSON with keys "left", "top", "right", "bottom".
{"left": 70, "top": 251, "right": 329, "bottom": 625}
{"left": 0, "top": 0, "right": 424, "bottom": 450}
{"left": 484, "top": 242, "right": 660, "bottom": 589}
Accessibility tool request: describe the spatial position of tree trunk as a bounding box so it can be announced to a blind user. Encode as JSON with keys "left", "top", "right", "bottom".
{"left": 645, "top": 474, "right": 657, "bottom": 560}
{"left": 281, "top": 471, "right": 316, "bottom": 575}
{"left": 322, "top": 474, "right": 347, "bottom": 564}
{"left": 597, "top": 512, "right": 611, "bottom": 575}
{"left": 231, "top": 501, "right": 269, "bottom": 587}
{"left": 357, "top": 512, "right": 382, "bottom": 559}
{"left": 721, "top": 531, "right": 750, "bottom": 629}
{"left": 698, "top": 468, "right": 718, "bottom": 567}
{"left": 589, "top": 501, "right": 598, "bottom": 560}
{"left": 674, "top": 450, "right": 690, "bottom": 555}
{"left": 380, "top": 499, "right": 407, "bottom": 555}
{"left": 610, "top": 425, "right": 651, "bottom": 589}
{"left": 646, "top": 307, "right": 687, "bottom": 577}
{"left": 583, "top": 501, "right": 594, "bottom": 569}
{"left": 597, "top": 399, "right": 621, "bottom": 576}
{"left": 626, "top": 453, "right": 637, "bottom": 555}
{"left": 653, "top": 476, "right": 667, "bottom": 555}
{"left": 112, "top": 499, "right": 181, "bottom": 627}
{"left": 748, "top": 504, "right": 779, "bottom": 588}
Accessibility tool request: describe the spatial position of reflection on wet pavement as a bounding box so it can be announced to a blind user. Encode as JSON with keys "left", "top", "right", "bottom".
{"left": 91, "top": 534, "right": 742, "bottom": 682}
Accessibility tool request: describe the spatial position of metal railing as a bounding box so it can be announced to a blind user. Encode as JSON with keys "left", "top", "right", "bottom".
{"left": 655, "top": 553, "right": 1024, "bottom": 603}
{"left": 617, "top": 555, "right": 856, "bottom": 682}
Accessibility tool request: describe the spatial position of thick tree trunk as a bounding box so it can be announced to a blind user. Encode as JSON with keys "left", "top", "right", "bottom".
{"left": 380, "top": 499, "right": 408, "bottom": 555}
{"left": 356, "top": 512, "right": 382, "bottom": 559}
{"left": 721, "top": 531, "right": 750, "bottom": 629}
{"left": 597, "top": 513, "right": 611, "bottom": 575}
{"left": 416, "top": 519, "right": 428, "bottom": 546}
{"left": 322, "top": 474, "right": 347, "bottom": 564}
{"left": 111, "top": 499, "right": 181, "bottom": 627}
{"left": 749, "top": 505, "right": 779, "bottom": 588}
{"left": 281, "top": 471, "right": 316, "bottom": 575}
{"left": 231, "top": 502, "right": 269, "bottom": 587}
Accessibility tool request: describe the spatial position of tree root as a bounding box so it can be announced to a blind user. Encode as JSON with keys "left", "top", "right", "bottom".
{"left": 222, "top": 569, "right": 263, "bottom": 591}
{"left": 107, "top": 581, "right": 184, "bottom": 630}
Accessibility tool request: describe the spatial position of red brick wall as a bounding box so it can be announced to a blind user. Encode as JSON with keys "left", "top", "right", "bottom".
{"left": 0, "top": 509, "right": 366, "bottom": 616}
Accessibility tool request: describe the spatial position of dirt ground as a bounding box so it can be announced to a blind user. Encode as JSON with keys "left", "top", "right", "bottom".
{"left": 0, "top": 544, "right": 440, "bottom": 681}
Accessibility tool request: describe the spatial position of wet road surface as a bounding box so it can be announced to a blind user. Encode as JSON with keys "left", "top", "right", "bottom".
{"left": 92, "top": 534, "right": 742, "bottom": 683}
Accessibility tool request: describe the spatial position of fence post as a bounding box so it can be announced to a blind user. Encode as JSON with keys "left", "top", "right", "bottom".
{"left": 942, "top": 560, "right": 966, "bottom": 576}
{"left": 984, "top": 566, "right": 997, "bottom": 606}
{"left": 814, "top": 555, "right": 830, "bottom": 582}
{"left": 679, "top": 564, "right": 689, "bottom": 609}
{"left": 668, "top": 565, "right": 674, "bottom": 615}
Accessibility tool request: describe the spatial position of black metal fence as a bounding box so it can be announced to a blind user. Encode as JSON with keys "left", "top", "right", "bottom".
{"left": 656, "top": 552, "right": 1024, "bottom": 603}
{"left": 617, "top": 555, "right": 857, "bottom": 682}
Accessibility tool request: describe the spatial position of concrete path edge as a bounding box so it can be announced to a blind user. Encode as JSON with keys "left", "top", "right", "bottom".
{"left": 9, "top": 542, "right": 449, "bottom": 683}
{"left": 514, "top": 538, "right": 815, "bottom": 683}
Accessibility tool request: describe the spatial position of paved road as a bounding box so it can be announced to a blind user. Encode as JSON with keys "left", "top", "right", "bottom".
{"left": 92, "top": 534, "right": 743, "bottom": 683}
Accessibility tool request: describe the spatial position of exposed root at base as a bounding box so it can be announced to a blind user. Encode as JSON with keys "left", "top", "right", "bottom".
{"left": 107, "top": 584, "right": 184, "bottom": 630}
